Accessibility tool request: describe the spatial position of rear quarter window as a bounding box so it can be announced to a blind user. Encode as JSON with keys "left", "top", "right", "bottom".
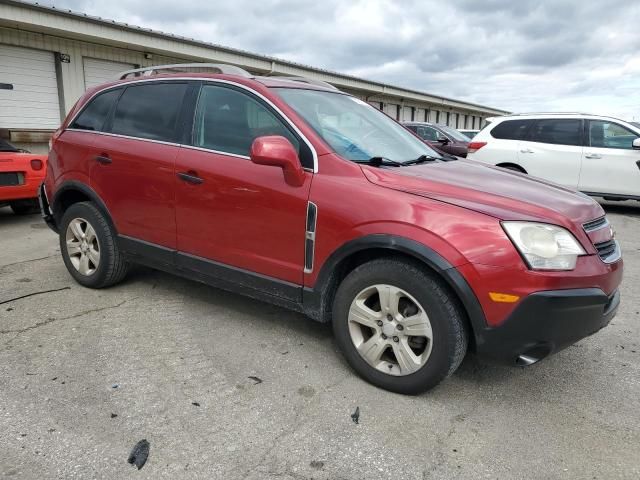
{"left": 70, "top": 89, "right": 121, "bottom": 132}
{"left": 490, "top": 119, "right": 533, "bottom": 140}
{"left": 527, "top": 119, "right": 582, "bottom": 146}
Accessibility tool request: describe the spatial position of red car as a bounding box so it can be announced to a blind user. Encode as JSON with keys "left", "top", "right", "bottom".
{"left": 40, "top": 64, "right": 622, "bottom": 394}
{"left": 1, "top": 139, "right": 47, "bottom": 214}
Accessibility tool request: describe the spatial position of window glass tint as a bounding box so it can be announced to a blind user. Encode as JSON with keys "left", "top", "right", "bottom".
{"left": 417, "top": 126, "right": 439, "bottom": 141}
{"left": 589, "top": 121, "right": 639, "bottom": 149}
{"left": 528, "top": 119, "right": 582, "bottom": 146}
{"left": 490, "top": 119, "right": 532, "bottom": 140}
{"left": 71, "top": 89, "right": 121, "bottom": 132}
{"left": 193, "top": 84, "right": 300, "bottom": 158}
{"left": 111, "top": 83, "right": 187, "bottom": 142}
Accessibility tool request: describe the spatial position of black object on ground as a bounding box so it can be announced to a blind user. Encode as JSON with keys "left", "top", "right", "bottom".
{"left": 110, "top": 413, "right": 118, "bottom": 418}
{"left": 127, "top": 439, "right": 150, "bottom": 470}
{"left": 0, "top": 286, "right": 71, "bottom": 305}
{"left": 192, "top": 402, "right": 200, "bottom": 407}
{"left": 248, "top": 376, "right": 263, "bottom": 385}
{"left": 351, "top": 406, "right": 360, "bottom": 424}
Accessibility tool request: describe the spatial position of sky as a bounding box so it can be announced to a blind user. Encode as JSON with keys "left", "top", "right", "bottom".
{"left": 46, "top": 0, "right": 640, "bottom": 120}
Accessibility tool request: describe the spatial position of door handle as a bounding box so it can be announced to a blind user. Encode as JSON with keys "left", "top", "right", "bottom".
{"left": 95, "top": 155, "right": 112, "bottom": 165}
{"left": 520, "top": 148, "right": 534, "bottom": 154}
{"left": 177, "top": 171, "right": 204, "bottom": 185}
{"left": 584, "top": 153, "right": 602, "bottom": 159}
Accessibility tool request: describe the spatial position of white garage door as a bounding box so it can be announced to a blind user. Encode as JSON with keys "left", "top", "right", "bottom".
{"left": 0, "top": 44, "right": 61, "bottom": 129}
{"left": 83, "top": 58, "right": 135, "bottom": 90}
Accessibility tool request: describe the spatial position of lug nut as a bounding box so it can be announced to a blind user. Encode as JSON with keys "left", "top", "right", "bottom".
{"left": 396, "top": 324, "right": 404, "bottom": 331}
{"left": 393, "top": 336, "right": 399, "bottom": 343}
{"left": 381, "top": 334, "right": 387, "bottom": 340}
{"left": 386, "top": 314, "right": 393, "bottom": 321}
{"left": 376, "top": 320, "right": 383, "bottom": 327}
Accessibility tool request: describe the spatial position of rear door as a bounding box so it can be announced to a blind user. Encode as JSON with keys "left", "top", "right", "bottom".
{"left": 579, "top": 120, "right": 640, "bottom": 196}
{"left": 517, "top": 118, "right": 583, "bottom": 188}
{"left": 89, "top": 81, "right": 189, "bottom": 250}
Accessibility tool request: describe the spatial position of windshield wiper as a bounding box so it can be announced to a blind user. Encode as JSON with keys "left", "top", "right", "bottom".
{"left": 354, "top": 156, "right": 404, "bottom": 167}
{"left": 403, "top": 154, "right": 441, "bottom": 165}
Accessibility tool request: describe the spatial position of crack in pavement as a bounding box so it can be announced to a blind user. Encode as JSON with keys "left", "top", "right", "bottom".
{"left": 0, "top": 286, "right": 71, "bottom": 306}
{"left": 0, "top": 298, "right": 134, "bottom": 336}
{"left": 0, "top": 254, "right": 58, "bottom": 271}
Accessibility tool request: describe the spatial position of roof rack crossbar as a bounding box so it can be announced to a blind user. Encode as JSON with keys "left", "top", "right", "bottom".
{"left": 273, "top": 76, "right": 339, "bottom": 90}
{"left": 118, "top": 63, "right": 253, "bottom": 80}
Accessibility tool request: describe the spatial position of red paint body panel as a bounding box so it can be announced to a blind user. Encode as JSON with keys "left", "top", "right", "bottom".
{"left": 90, "top": 133, "right": 178, "bottom": 248}
{"left": 0, "top": 152, "right": 47, "bottom": 202}
{"left": 174, "top": 148, "right": 311, "bottom": 284}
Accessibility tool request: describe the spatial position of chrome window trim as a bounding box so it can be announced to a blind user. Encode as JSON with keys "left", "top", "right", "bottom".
{"left": 65, "top": 128, "right": 181, "bottom": 147}
{"left": 65, "top": 76, "right": 319, "bottom": 173}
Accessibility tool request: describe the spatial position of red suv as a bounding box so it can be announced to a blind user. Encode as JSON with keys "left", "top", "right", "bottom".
{"left": 40, "top": 64, "right": 623, "bottom": 394}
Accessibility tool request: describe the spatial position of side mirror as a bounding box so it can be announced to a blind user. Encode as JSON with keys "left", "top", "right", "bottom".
{"left": 250, "top": 136, "right": 306, "bottom": 187}
{"left": 437, "top": 135, "right": 450, "bottom": 144}
{"left": 633, "top": 138, "right": 640, "bottom": 150}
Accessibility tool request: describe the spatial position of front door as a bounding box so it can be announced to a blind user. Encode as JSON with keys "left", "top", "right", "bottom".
{"left": 174, "top": 83, "right": 313, "bottom": 293}
{"left": 579, "top": 120, "right": 640, "bottom": 197}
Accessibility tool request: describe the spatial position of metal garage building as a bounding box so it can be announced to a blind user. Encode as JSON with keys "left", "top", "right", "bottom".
{"left": 0, "top": 0, "right": 508, "bottom": 153}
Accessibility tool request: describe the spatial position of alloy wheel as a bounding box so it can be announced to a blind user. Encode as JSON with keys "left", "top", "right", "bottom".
{"left": 348, "top": 284, "right": 433, "bottom": 376}
{"left": 65, "top": 217, "right": 100, "bottom": 276}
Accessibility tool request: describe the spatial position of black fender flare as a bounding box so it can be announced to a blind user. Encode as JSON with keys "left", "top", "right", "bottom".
{"left": 303, "top": 234, "right": 487, "bottom": 346}
{"left": 51, "top": 180, "right": 115, "bottom": 230}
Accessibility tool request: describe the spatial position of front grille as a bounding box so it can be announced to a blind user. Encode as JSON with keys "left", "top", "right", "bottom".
{"left": 0, "top": 172, "right": 24, "bottom": 186}
{"left": 583, "top": 216, "right": 607, "bottom": 232}
{"left": 594, "top": 239, "right": 621, "bottom": 263}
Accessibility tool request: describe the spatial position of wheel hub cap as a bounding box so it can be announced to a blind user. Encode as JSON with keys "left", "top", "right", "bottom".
{"left": 347, "top": 284, "right": 433, "bottom": 377}
{"left": 65, "top": 217, "right": 100, "bottom": 276}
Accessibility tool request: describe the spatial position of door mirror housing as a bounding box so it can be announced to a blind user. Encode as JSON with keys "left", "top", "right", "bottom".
{"left": 437, "top": 135, "right": 450, "bottom": 144}
{"left": 250, "top": 136, "right": 306, "bottom": 187}
{"left": 633, "top": 138, "right": 640, "bottom": 150}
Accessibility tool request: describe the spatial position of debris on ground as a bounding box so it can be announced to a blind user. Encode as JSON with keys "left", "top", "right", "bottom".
{"left": 127, "top": 439, "right": 150, "bottom": 470}
{"left": 351, "top": 406, "right": 360, "bottom": 424}
{"left": 191, "top": 402, "right": 200, "bottom": 407}
{"left": 310, "top": 460, "right": 324, "bottom": 469}
{"left": 111, "top": 413, "right": 118, "bottom": 418}
{"left": 248, "top": 376, "right": 263, "bottom": 385}
{"left": 111, "top": 384, "right": 119, "bottom": 389}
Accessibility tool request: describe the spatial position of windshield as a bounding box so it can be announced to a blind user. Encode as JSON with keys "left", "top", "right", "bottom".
{"left": 0, "top": 139, "right": 20, "bottom": 152}
{"left": 275, "top": 88, "right": 442, "bottom": 163}
{"left": 438, "top": 125, "right": 470, "bottom": 142}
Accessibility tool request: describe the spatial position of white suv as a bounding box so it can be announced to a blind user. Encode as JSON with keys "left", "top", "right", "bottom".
{"left": 467, "top": 113, "right": 640, "bottom": 201}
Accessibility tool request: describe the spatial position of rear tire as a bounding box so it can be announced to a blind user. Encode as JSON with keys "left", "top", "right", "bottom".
{"left": 10, "top": 199, "right": 39, "bottom": 215}
{"left": 332, "top": 258, "right": 468, "bottom": 394}
{"left": 59, "top": 201, "right": 129, "bottom": 288}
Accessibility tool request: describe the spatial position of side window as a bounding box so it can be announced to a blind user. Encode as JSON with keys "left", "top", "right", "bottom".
{"left": 193, "top": 84, "right": 302, "bottom": 159}
{"left": 490, "top": 119, "right": 533, "bottom": 140}
{"left": 589, "top": 121, "right": 639, "bottom": 149}
{"left": 417, "top": 126, "right": 439, "bottom": 141}
{"left": 70, "top": 89, "right": 121, "bottom": 132}
{"left": 111, "top": 83, "right": 188, "bottom": 142}
{"left": 528, "top": 119, "right": 582, "bottom": 146}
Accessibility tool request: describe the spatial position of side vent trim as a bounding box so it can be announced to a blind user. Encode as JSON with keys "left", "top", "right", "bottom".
{"left": 304, "top": 202, "right": 318, "bottom": 273}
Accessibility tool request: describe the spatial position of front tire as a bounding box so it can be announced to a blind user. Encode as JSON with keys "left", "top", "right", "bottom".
{"left": 332, "top": 258, "right": 468, "bottom": 394}
{"left": 59, "top": 202, "right": 129, "bottom": 288}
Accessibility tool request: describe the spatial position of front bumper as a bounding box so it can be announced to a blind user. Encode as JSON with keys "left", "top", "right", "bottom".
{"left": 38, "top": 182, "right": 58, "bottom": 233}
{"left": 474, "top": 288, "right": 620, "bottom": 366}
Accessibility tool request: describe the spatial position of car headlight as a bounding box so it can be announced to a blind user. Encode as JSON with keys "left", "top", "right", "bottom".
{"left": 502, "top": 222, "right": 586, "bottom": 270}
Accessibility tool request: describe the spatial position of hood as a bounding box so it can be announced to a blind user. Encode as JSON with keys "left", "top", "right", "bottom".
{"left": 362, "top": 159, "right": 604, "bottom": 226}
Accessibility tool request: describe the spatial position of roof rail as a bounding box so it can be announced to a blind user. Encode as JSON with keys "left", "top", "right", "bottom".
{"left": 272, "top": 76, "right": 339, "bottom": 90}
{"left": 507, "top": 112, "right": 589, "bottom": 116}
{"left": 118, "top": 63, "right": 253, "bottom": 80}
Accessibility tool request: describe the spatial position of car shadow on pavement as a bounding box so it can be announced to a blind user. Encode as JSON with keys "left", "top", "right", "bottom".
{"left": 0, "top": 205, "right": 42, "bottom": 224}
{"left": 124, "top": 265, "right": 334, "bottom": 343}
